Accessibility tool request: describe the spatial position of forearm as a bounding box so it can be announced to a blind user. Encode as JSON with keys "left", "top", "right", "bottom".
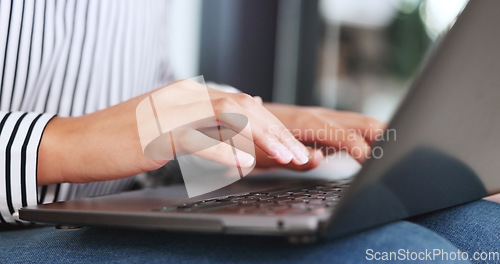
{"left": 37, "top": 95, "right": 165, "bottom": 186}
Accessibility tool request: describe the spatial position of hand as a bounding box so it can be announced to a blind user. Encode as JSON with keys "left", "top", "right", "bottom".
{"left": 256, "top": 103, "right": 386, "bottom": 170}
{"left": 37, "top": 80, "right": 310, "bottom": 185}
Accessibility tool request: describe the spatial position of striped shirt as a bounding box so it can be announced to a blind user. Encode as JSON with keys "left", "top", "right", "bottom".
{"left": 0, "top": 0, "right": 174, "bottom": 223}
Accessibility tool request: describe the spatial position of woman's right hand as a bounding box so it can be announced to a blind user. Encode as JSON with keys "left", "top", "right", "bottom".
{"left": 37, "top": 79, "right": 310, "bottom": 186}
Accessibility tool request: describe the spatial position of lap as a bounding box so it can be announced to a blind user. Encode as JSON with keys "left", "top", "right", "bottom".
{"left": 411, "top": 200, "right": 500, "bottom": 263}
{"left": 1, "top": 200, "right": 498, "bottom": 264}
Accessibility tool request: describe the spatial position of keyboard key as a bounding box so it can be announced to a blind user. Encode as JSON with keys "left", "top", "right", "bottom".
{"left": 154, "top": 179, "right": 351, "bottom": 216}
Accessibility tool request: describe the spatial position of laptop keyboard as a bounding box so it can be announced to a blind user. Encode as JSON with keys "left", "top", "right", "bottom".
{"left": 153, "top": 180, "right": 351, "bottom": 216}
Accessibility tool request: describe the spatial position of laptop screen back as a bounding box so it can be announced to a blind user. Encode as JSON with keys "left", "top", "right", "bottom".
{"left": 328, "top": 0, "right": 500, "bottom": 237}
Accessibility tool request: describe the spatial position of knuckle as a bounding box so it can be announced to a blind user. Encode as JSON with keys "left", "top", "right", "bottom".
{"left": 214, "top": 97, "right": 236, "bottom": 112}
{"left": 234, "top": 93, "right": 255, "bottom": 106}
{"left": 253, "top": 96, "right": 263, "bottom": 105}
{"left": 363, "top": 117, "right": 375, "bottom": 127}
{"left": 362, "top": 116, "right": 382, "bottom": 129}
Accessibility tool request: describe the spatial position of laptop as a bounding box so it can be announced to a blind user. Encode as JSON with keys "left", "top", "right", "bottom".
{"left": 19, "top": 0, "right": 500, "bottom": 242}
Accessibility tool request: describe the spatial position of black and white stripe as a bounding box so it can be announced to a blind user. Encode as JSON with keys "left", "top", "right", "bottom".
{"left": 0, "top": 0, "right": 174, "bottom": 223}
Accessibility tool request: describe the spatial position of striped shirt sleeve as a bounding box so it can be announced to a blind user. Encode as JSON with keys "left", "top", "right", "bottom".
{"left": 0, "top": 0, "right": 173, "bottom": 225}
{"left": 0, "top": 111, "right": 54, "bottom": 223}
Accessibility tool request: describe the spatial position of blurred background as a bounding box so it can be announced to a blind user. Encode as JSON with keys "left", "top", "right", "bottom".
{"left": 166, "top": 0, "right": 468, "bottom": 122}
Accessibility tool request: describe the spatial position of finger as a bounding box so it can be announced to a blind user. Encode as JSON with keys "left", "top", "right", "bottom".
{"left": 323, "top": 127, "right": 371, "bottom": 163}
{"left": 255, "top": 147, "right": 323, "bottom": 171}
{"left": 252, "top": 112, "right": 310, "bottom": 166}
{"left": 228, "top": 93, "right": 310, "bottom": 165}
{"left": 253, "top": 96, "right": 263, "bottom": 105}
{"left": 212, "top": 96, "right": 309, "bottom": 165}
{"left": 323, "top": 112, "right": 386, "bottom": 144}
{"left": 281, "top": 149, "right": 324, "bottom": 171}
{"left": 155, "top": 96, "right": 297, "bottom": 166}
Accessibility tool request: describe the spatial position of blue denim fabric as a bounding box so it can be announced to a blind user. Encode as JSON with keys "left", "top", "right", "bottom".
{"left": 0, "top": 200, "right": 497, "bottom": 264}
{"left": 411, "top": 200, "right": 500, "bottom": 264}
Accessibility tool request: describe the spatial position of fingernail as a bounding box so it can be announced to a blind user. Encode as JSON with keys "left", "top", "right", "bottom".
{"left": 274, "top": 143, "right": 293, "bottom": 163}
{"left": 235, "top": 151, "right": 255, "bottom": 168}
{"left": 291, "top": 146, "right": 309, "bottom": 165}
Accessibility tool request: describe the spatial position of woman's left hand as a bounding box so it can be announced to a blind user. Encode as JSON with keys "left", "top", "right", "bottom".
{"left": 255, "top": 103, "right": 386, "bottom": 170}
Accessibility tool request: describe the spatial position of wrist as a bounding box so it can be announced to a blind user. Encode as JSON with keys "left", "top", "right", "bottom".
{"left": 37, "top": 98, "right": 168, "bottom": 186}
{"left": 37, "top": 116, "right": 76, "bottom": 185}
